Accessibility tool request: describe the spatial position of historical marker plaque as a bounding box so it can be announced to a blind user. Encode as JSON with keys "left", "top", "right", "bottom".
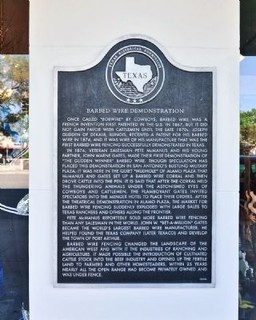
{"left": 55, "top": 37, "right": 215, "bottom": 286}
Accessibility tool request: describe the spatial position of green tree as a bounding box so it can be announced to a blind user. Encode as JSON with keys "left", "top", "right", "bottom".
{"left": 240, "top": 108, "right": 256, "bottom": 154}
{"left": 0, "top": 55, "right": 29, "bottom": 143}
{"left": 0, "top": 55, "right": 29, "bottom": 117}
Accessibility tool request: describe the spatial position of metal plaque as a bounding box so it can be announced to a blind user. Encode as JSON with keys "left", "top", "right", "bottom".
{"left": 55, "top": 36, "right": 215, "bottom": 286}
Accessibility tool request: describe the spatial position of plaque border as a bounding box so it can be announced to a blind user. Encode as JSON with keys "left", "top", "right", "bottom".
{"left": 53, "top": 34, "right": 217, "bottom": 288}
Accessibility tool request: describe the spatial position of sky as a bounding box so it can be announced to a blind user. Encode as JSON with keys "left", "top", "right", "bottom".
{"left": 240, "top": 57, "right": 256, "bottom": 111}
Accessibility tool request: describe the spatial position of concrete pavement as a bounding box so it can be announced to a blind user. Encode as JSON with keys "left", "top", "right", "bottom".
{"left": 0, "top": 165, "right": 28, "bottom": 189}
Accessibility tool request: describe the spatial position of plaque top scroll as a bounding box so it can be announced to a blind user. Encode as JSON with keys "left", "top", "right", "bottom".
{"left": 55, "top": 36, "right": 215, "bottom": 287}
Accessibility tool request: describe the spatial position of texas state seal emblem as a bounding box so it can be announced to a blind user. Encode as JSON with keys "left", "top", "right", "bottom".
{"left": 106, "top": 44, "right": 165, "bottom": 105}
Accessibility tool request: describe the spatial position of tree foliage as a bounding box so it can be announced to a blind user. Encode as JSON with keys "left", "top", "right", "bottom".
{"left": 0, "top": 55, "right": 29, "bottom": 107}
{"left": 240, "top": 109, "right": 256, "bottom": 154}
{"left": 0, "top": 55, "right": 29, "bottom": 152}
{"left": 0, "top": 55, "right": 29, "bottom": 142}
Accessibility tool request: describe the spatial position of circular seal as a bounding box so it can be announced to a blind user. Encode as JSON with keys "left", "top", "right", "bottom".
{"left": 106, "top": 45, "right": 165, "bottom": 105}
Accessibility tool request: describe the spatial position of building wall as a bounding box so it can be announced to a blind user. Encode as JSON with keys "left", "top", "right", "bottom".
{"left": 29, "top": 1, "right": 240, "bottom": 319}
